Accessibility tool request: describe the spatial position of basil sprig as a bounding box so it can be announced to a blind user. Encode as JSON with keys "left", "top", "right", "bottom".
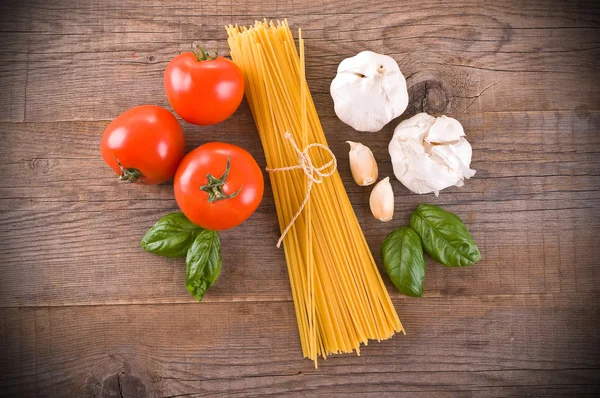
{"left": 381, "top": 227, "right": 426, "bottom": 297}
{"left": 141, "top": 212, "right": 222, "bottom": 302}
{"left": 141, "top": 212, "right": 203, "bottom": 257}
{"left": 410, "top": 204, "right": 481, "bottom": 267}
{"left": 382, "top": 204, "right": 480, "bottom": 298}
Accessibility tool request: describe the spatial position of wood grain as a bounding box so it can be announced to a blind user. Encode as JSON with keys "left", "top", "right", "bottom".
{"left": 1, "top": 0, "right": 599, "bottom": 396}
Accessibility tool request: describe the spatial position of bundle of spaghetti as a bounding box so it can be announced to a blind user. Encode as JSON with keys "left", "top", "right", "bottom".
{"left": 226, "top": 20, "right": 404, "bottom": 367}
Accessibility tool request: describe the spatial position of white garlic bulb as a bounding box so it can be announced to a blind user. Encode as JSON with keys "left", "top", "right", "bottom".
{"left": 347, "top": 141, "right": 378, "bottom": 186}
{"left": 330, "top": 51, "right": 409, "bottom": 132}
{"left": 369, "top": 177, "right": 394, "bottom": 222}
{"left": 388, "top": 113, "right": 476, "bottom": 196}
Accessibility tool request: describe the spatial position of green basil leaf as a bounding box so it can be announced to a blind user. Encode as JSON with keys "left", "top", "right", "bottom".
{"left": 141, "top": 212, "right": 203, "bottom": 257}
{"left": 410, "top": 204, "right": 481, "bottom": 267}
{"left": 381, "top": 227, "right": 426, "bottom": 297}
{"left": 185, "top": 230, "right": 222, "bottom": 302}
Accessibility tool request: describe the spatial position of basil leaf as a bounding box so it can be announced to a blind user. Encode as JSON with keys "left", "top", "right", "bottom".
{"left": 141, "top": 212, "right": 203, "bottom": 257}
{"left": 381, "top": 227, "right": 426, "bottom": 297}
{"left": 185, "top": 230, "right": 221, "bottom": 302}
{"left": 410, "top": 204, "right": 481, "bottom": 267}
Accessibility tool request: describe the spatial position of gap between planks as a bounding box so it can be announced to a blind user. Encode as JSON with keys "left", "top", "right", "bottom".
{"left": 0, "top": 292, "right": 581, "bottom": 309}
{"left": 1, "top": 108, "right": 599, "bottom": 124}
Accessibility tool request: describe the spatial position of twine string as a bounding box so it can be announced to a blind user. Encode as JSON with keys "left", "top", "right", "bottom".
{"left": 266, "top": 132, "right": 337, "bottom": 248}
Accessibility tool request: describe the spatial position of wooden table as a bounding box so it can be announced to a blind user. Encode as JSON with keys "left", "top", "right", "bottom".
{"left": 1, "top": 0, "right": 599, "bottom": 396}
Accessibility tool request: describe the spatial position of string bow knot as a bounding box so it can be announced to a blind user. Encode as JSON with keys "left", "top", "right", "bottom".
{"left": 266, "top": 132, "right": 337, "bottom": 247}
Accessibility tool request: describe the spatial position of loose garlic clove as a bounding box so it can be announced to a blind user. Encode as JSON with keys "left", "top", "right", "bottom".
{"left": 369, "top": 177, "right": 394, "bottom": 222}
{"left": 347, "top": 141, "right": 378, "bottom": 186}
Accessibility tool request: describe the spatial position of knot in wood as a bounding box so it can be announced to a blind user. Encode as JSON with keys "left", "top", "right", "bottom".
{"left": 409, "top": 79, "right": 449, "bottom": 115}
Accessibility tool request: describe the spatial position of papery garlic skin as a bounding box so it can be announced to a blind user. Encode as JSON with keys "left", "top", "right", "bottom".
{"left": 370, "top": 177, "right": 394, "bottom": 222}
{"left": 388, "top": 113, "right": 476, "bottom": 196}
{"left": 347, "top": 141, "right": 378, "bottom": 186}
{"left": 331, "top": 51, "right": 409, "bottom": 132}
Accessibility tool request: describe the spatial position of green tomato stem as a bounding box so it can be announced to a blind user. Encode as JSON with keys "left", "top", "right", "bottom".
{"left": 191, "top": 44, "right": 218, "bottom": 61}
{"left": 200, "top": 155, "right": 243, "bottom": 203}
{"left": 114, "top": 156, "right": 145, "bottom": 183}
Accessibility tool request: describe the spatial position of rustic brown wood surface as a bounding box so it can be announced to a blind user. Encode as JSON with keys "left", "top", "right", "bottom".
{"left": 1, "top": 0, "right": 599, "bottom": 396}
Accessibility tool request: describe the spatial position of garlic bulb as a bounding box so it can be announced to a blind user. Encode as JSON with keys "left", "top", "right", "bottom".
{"left": 330, "top": 51, "right": 409, "bottom": 132}
{"left": 388, "top": 113, "right": 476, "bottom": 196}
{"left": 347, "top": 141, "right": 378, "bottom": 186}
{"left": 369, "top": 177, "right": 394, "bottom": 222}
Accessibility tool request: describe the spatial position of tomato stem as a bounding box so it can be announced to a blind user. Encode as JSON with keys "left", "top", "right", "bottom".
{"left": 200, "top": 156, "right": 242, "bottom": 203}
{"left": 191, "top": 44, "right": 218, "bottom": 61}
{"left": 114, "top": 156, "right": 145, "bottom": 184}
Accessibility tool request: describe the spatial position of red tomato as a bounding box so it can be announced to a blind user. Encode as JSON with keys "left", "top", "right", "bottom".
{"left": 164, "top": 50, "right": 244, "bottom": 125}
{"left": 100, "top": 105, "right": 185, "bottom": 185}
{"left": 174, "top": 142, "right": 264, "bottom": 230}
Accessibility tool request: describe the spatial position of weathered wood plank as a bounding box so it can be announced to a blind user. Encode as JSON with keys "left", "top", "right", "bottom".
{"left": 0, "top": 204, "right": 598, "bottom": 306}
{"left": 0, "top": 0, "right": 598, "bottom": 122}
{"left": 1, "top": 111, "right": 599, "bottom": 206}
{"left": 0, "top": 294, "right": 598, "bottom": 397}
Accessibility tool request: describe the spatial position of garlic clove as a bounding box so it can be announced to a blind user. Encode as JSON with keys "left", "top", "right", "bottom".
{"left": 394, "top": 112, "right": 436, "bottom": 142}
{"left": 427, "top": 115, "right": 465, "bottom": 143}
{"left": 369, "top": 177, "right": 394, "bottom": 222}
{"left": 330, "top": 51, "right": 409, "bottom": 132}
{"left": 347, "top": 141, "right": 378, "bottom": 186}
